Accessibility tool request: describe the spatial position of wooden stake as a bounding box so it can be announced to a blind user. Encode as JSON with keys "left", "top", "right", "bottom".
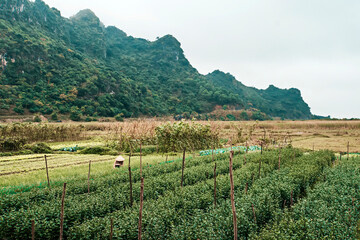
{"left": 59, "top": 183, "right": 67, "bottom": 240}
{"left": 31, "top": 219, "right": 35, "bottom": 240}
{"left": 110, "top": 218, "right": 114, "bottom": 240}
{"left": 258, "top": 156, "right": 262, "bottom": 178}
{"left": 44, "top": 155, "right": 50, "bottom": 190}
{"left": 140, "top": 142, "right": 142, "bottom": 178}
{"left": 347, "top": 141, "right": 350, "bottom": 160}
{"left": 129, "top": 166, "right": 133, "bottom": 207}
{"left": 181, "top": 148, "right": 186, "bottom": 188}
{"left": 278, "top": 147, "right": 281, "bottom": 170}
{"left": 261, "top": 142, "right": 263, "bottom": 155}
{"left": 290, "top": 190, "right": 293, "bottom": 207}
{"left": 87, "top": 160, "right": 91, "bottom": 194}
{"left": 138, "top": 177, "right": 144, "bottom": 240}
{"left": 229, "top": 151, "right": 238, "bottom": 240}
{"left": 212, "top": 145, "right": 214, "bottom": 161}
{"left": 245, "top": 182, "right": 248, "bottom": 194}
{"left": 214, "top": 163, "right": 217, "bottom": 207}
{"left": 251, "top": 204, "right": 257, "bottom": 224}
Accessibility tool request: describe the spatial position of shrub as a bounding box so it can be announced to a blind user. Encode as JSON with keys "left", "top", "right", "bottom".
{"left": 24, "top": 142, "right": 52, "bottom": 153}
{"left": 33, "top": 115, "right": 42, "bottom": 122}
{"left": 114, "top": 113, "right": 124, "bottom": 122}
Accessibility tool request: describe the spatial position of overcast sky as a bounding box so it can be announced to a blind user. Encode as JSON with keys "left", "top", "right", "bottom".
{"left": 41, "top": 0, "right": 360, "bottom": 118}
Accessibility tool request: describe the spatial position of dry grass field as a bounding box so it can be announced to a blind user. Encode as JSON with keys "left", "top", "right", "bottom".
{"left": 73, "top": 119, "right": 360, "bottom": 153}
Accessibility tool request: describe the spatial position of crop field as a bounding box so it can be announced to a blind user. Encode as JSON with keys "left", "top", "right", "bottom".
{"left": 0, "top": 120, "right": 360, "bottom": 239}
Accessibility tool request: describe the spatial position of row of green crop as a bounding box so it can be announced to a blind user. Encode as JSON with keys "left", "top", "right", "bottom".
{"left": 67, "top": 150, "right": 334, "bottom": 239}
{"left": 252, "top": 157, "right": 360, "bottom": 239}
{"left": 0, "top": 150, "right": 273, "bottom": 239}
{"left": 0, "top": 149, "right": 301, "bottom": 239}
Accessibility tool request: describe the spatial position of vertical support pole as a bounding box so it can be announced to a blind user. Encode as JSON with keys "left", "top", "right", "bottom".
{"left": 138, "top": 177, "right": 144, "bottom": 240}
{"left": 59, "top": 183, "right": 67, "bottom": 240}
{"left": 278, "top": 147, "right": 281, "bottom": 170}
{"left": 110, "top": 218, "right": 114, "bottom": 240}
{"left": 229, "top": 150, "right": 238, "bottom": 240}
{"left": 245, "top": 182, "right": 248, "bottom": 194}
{"left": 252, "top": 204, "right": 257, "bottom": 224}
{"left": 244, "top": 141, "right": 247, "bottom": 165}
{"left": 212, "top": 145, "right": 214, "bottom": 161}
{"left": 129, "top": 166, "right": 133, "bottom": 207}
{"left": 261, "top": 142, "right": 263, "bottom": 155}
{"left": 181, "top": 148, "right": 186, "bottom": 188}
{"left": 290, "top": 190, "right": 293, "bottom": 207}
{"left": 347, "top": 141, "right": 350, "bottom": 160}
{"left": 140, "top": 142, "right": 142, "bottom": 178}
{"left": 88, "top": 160, "right": 91, "bottom": 194}
{"left": 44, "top": 155, "right": 50, "bottom": 190}
{"left": 31, "top": 219, "right": 35, "bottom": 240}
{"left": 258, "top": 156, "right": 262, "bottom": 178}
{"left": 214, "top": 163, "right": 217, "bottom": 207}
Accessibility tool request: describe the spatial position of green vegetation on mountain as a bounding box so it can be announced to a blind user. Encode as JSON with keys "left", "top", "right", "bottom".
{"left": 0, "top": 0, "right": 312, "bottom": 119}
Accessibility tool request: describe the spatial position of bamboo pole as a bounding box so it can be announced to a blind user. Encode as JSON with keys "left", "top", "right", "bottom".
{"left": 110, "top": 218, "right": 114, "bottom": 240}
{"left": 129, "top": 166, "right": 133, "bottom": 207}
{"left": 252, "top": 204, "right": 257, "bottom": 224}
{"left": 44, "top": 155, "right": 50, "bottom": 190}
{"left": 258, "top": 156, "right": 262, "bottom": 178}
{"left": 140, "top": 142, "right": 142, "bottom": 178}
{"left": 87, "top": 160, "right": 91, "bottom": 194}
{"left": 229, "top": 151, "right": 238, "bottom": 240}
{"left": 138, "top": 177, "right": 144, "bottom": 240}
{"left": 212, "top": 145, "right": 214, "bottom": 161}
{"left": 31, "top": 219, "right": 35, "bottom": 240}
{"left": 214, "top": 163, "right": 217, "bottom": 207}
{"left": 278, "top": 147, "right": 281, "bottom": 170}
{"left": 59, "top": 183, "right": 67, "bottom": 240}
{"left": 181, "top": 148, "right": 186, "bottom": 188}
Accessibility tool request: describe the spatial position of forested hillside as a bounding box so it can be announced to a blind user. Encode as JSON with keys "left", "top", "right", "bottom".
{"left": 0, "top": 0, "right": 312, "bottom": 119}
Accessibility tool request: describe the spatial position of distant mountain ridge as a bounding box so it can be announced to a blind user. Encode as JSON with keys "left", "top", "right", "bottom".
{"left": 0, "top": 0, "right": 312, "bottom": 119}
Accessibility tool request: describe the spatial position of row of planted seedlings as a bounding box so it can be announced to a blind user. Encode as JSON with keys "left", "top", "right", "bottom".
{"left": 0, "top": 149, "right": 246, "bottom": 214}
{"left": 166, "top": 150, "right": 335, "bottom": 239}
{"left": 65, "top": 147, "right": 308, "bottom": 239}
{"left": 0, "top": 148, "right": 264, "bottom": 239}
{"left": 252, "top": 156, "right": 360, "bottom": 239}
{"left": 66, "top": 149, "right": 334, "bottom": 239}
{"left": 0, "top": 121, "right": 227, "bottom": 214}
{"left": 0, "top": 147, "right": 302, "bottom": 240}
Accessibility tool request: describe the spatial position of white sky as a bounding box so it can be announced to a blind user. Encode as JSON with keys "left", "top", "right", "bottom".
{"left": 41, "top": 0, "right": 360, "bottom": 118}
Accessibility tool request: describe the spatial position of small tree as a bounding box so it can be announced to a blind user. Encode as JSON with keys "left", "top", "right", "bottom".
{"left": 156, "top": 121, "right": 220, "bottom": 187}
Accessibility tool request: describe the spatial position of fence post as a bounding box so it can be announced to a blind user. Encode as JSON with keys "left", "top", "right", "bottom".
{"left": 44, "top": 155, "right": 50, "bottom": 190}
{"left": 252, "top": 204, "right": 257, "bottom": 224}
{"left": 31, "top": 219, "right": 35, "bottom": 240}
{"left": 258, "top": 156, "right": 262, "bottom": 178}
{"left": 229, "top": 151, "right": 238, "bottom": 240}
{"left": 110, "top": 218, "right": 114, "bottom": 240}
{"left": 278, "top": 147, "right": 281, "bottom": 170}
{"left": 181, "top": 148, "right": 186, "bottom": 188}
{"left": 88, "top": 160, "right": 91, "bottom": 194}
{"left": 59, "top": 183, "right": 67, "bottom": 240}
{"left": 214, "top": 163, "right": 217, "bottom": 207}
{"left": 129, "top": 166, "right": 133, "bottom": 207}
{"left": 140, "top": 142, "right": 142, "bottom": 178}
{"left": 138, "top": 177, "right": 144, "bottom": 240}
